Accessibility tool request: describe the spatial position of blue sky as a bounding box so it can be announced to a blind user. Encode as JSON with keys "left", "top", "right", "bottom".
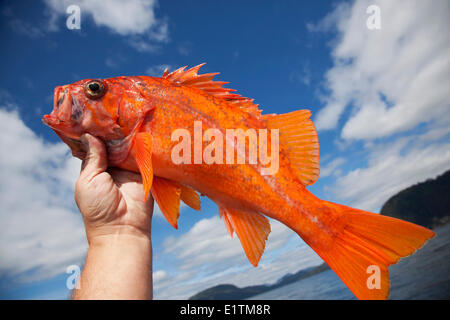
{"left": 0, "top": 0, "right": 449, "bottom": 299}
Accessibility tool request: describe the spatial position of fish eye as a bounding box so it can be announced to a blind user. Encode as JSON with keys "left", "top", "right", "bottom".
{"left": 85, "top": 80, "right": 106, "bottom": 99}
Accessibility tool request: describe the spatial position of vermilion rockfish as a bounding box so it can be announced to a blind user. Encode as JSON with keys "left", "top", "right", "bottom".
{"left": 42, "top": 64, "right": 434, "bottom": 299}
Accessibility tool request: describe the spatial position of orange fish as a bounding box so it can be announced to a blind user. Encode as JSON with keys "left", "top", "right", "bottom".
{"left": 42, "top": 64, "right": 434, "bottom": 299}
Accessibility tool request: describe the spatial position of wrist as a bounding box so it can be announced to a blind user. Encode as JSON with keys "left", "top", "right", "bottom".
{"left": 75, "top": 225, "right": 153, "bottom": 300}
{"left": 86, "top": 224, "right": 151, "bottom": 246}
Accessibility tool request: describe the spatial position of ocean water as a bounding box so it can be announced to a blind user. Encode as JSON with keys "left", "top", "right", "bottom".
{"left": 249, "top": 223, "right": 450, "bottom": 300}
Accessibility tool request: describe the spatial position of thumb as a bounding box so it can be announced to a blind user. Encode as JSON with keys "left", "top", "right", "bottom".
{"left": 80, "top": 134, "right": 108, "bottom": 180}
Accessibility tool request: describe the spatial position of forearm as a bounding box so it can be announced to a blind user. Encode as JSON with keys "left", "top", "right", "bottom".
{"left": 74, "top": 230, "right": 153, "bottom": 300}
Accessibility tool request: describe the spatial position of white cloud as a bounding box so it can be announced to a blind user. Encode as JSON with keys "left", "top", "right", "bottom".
{"left": 128, "top": 19, "right": 169, "bottom": 53}
{"left": 5, "top": 1, "right": 169, "bottom": 50}
{"left": 43, "top": 0, "right": 169, "bottom": 50}
{"left": 308, "top": 0, "right": 450, "bottom": 217}
{"left": 153, "top": 270, "right": 169, "bottom": 283}
{"left": 0, "top": 107, "right": 87, "bottom": 284}
{"left": 44, "top": 0, "right": 160, "bottom": 34}
{"left": 320, "top": 157, "right": 346, "bottom": 178}
{"left": 329, "top": 137, "right": 450, "bottom": 212}
{"left": 312, "top": 0, "right": 450, "bottom": 140}
{"left": 163, "top": 216, "right": 247, "bottom": 271}
{"left": 306, "top": 2, "right": 351, "bottom": 34}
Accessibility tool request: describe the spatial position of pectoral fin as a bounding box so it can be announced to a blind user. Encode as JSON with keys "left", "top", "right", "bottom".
{"left": 219, "top": 206, "right": 271, "bottom": 266}
{"left": 133, "top": 132, "right": 153, "bottom": 200}
{"left": 151, "top": 177, "right": 181, "bottom": 229}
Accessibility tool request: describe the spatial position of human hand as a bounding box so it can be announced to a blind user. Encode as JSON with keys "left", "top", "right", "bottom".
{"left": 75, "top": 134, "right": 154, "bottom": 243}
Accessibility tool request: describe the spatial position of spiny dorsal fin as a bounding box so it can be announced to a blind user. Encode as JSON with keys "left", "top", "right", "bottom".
{"left": 162, "top": 64, "right": 262, "bottom": 117}
{"left": 263, "top": 110, "right": 320, "bottom": 186}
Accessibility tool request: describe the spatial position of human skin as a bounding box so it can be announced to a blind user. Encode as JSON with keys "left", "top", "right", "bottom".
{"left": 73, "top": 134, "right": 154, "bottom": 300}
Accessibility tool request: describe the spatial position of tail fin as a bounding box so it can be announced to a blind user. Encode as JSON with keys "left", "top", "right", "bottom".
{"left": 306, "top": 201, "right": 435, "bottom": 300}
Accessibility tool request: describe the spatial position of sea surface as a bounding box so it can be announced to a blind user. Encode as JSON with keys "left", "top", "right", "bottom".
{"left": 249, "top": 223, "right": 450, "bottom": 300}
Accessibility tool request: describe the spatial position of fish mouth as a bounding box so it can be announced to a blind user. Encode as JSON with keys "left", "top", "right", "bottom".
{"left": 41, "top": 114, "right": 77, "bottom": 137}
{"left": 42, "top": 85, "right": 86, "bottom": 159}
{"left": 42, "top": 86, "right": 69, "bottom": 127}
{"left": 42, "top": 113, "right": 62, "bottom": 126}
{"left": 42, "top": 86, "right": 80, "bottom": 137}
{"left": 42, "top": 114, "right": 86, "bottom": 159}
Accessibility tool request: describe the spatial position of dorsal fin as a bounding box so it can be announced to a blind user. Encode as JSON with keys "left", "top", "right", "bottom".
{"left": 162, "top": 64, "right": 262, "bottom": 117}
{"left": 263, "top": 110, "right": 320, "bottom": 186}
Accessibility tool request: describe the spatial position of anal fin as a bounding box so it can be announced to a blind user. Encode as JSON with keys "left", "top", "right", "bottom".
{"left": 219, "top": 206, "right": 271, "bottom": 266}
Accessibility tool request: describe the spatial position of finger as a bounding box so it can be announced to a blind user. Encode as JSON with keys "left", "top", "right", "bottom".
{"left": 80, "top": 134, "right": 108, "bottom": 181}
